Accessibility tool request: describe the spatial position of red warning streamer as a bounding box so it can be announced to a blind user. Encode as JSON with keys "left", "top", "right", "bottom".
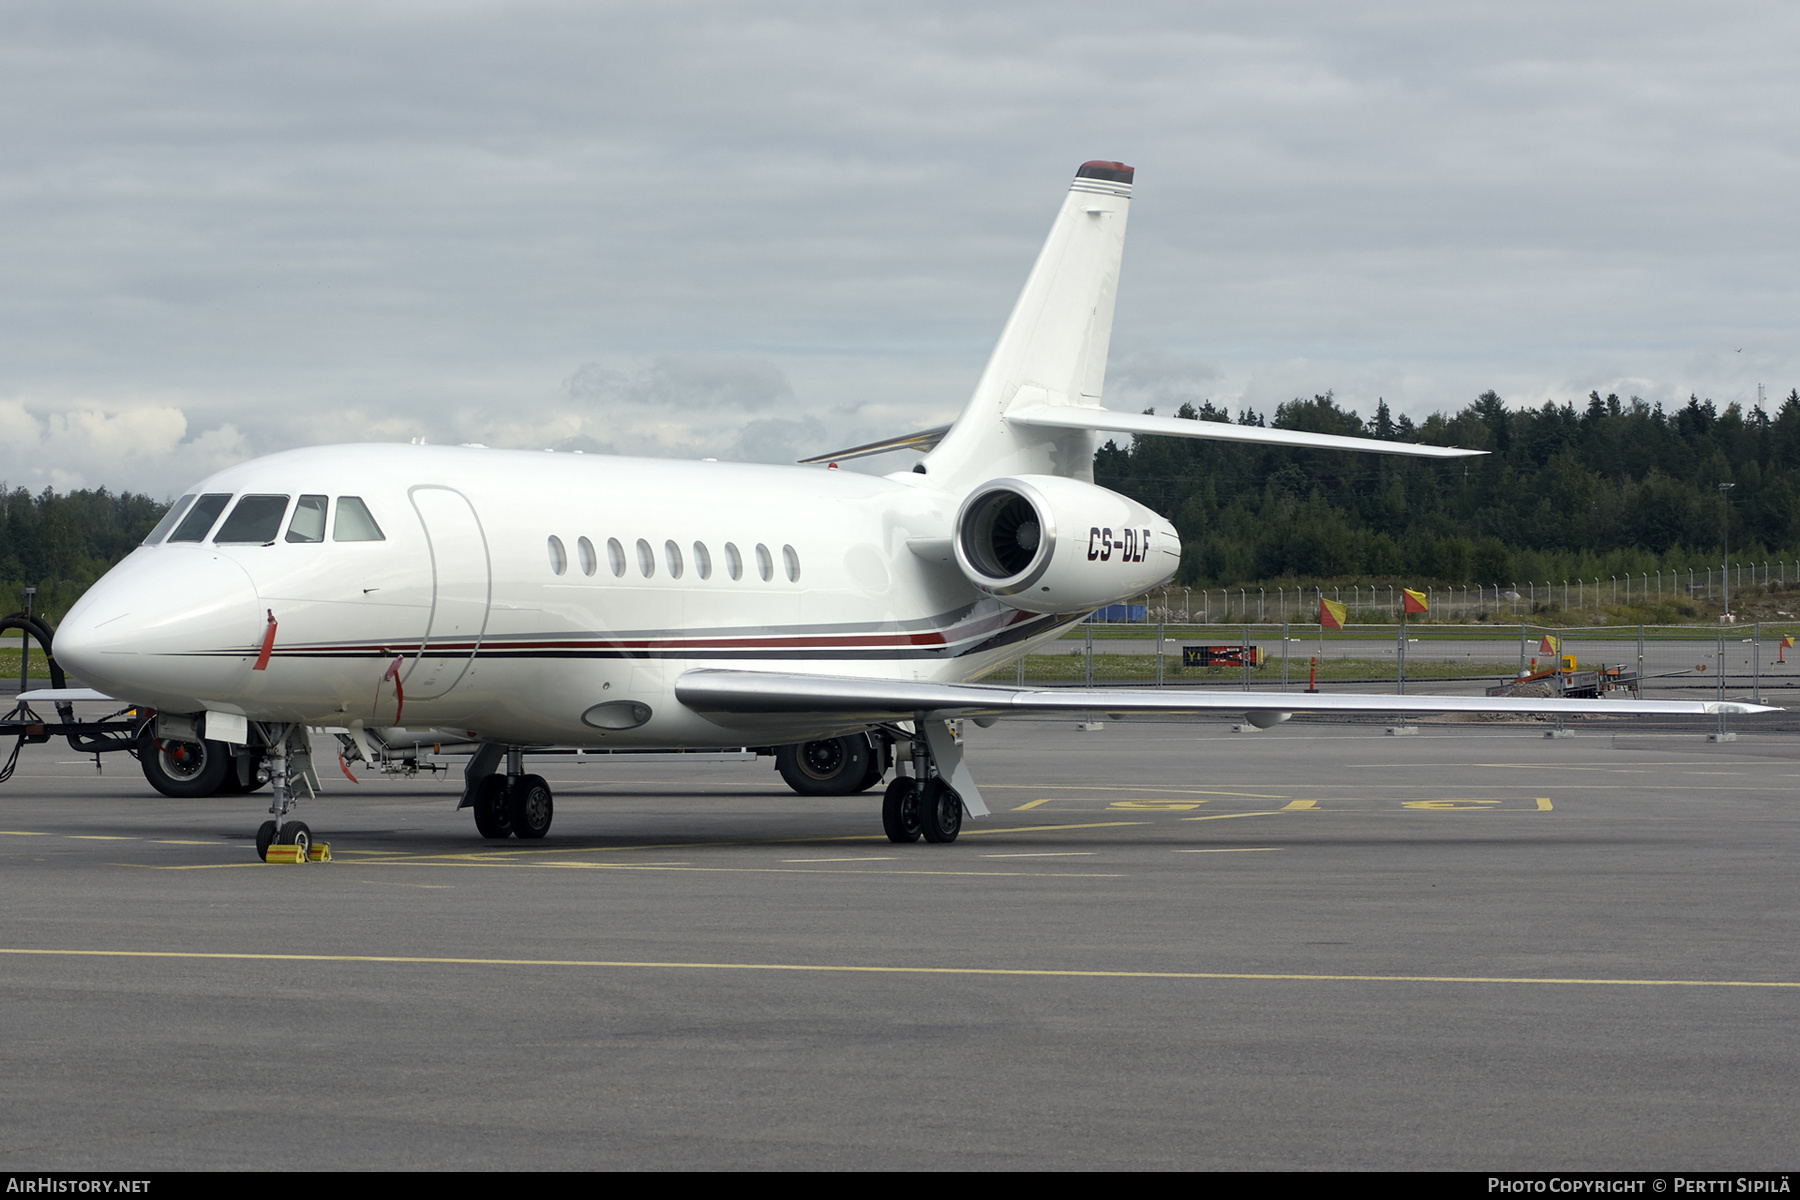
{"left": 252, "top": 610, "right": 277, "bottom": 671}
{"left": 375, "top": 654, "right": 405, "bottom": 725}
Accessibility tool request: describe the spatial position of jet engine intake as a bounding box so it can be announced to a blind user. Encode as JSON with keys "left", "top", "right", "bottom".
{"left": 953, "top": 475, "right": 1178, "bottom": 615}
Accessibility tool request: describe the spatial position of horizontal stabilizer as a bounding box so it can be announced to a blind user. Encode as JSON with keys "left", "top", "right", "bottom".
{"left": 676, "top": 669, "right": 1771, "bottom": 721}
{"left": 1007, "top": 407, "right": 1484, "bottom": 460}
{"left": 798, "top": 424, "right": 951, "bottom": 465}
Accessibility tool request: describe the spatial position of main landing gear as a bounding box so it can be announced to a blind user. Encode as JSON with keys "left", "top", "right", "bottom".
{"left": 466, "top": 745, "right": 554, "bottom": 840}
{"left": 879, "top": 714, "right": 982, "bottom": 845}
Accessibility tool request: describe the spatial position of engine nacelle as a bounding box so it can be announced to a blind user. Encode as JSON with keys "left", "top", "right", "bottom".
{"left": 953, "top": 475, "right": 1180, "bottom": 614}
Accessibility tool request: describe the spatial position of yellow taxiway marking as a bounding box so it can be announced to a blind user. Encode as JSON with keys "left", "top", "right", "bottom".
{"left": 1012, "top": 798, "right": 1054, "bottom": 811}
{"left": 1402, "top": 799, "right": 1501, "bottom": 811}
{"left": 1108, "top": 801, "right": 1203, "bottom": 811}
{"left": 119, "top": 864, "right": 260, "bottom": 871}
{"left": 1177, "top": 848, "right": 1280, "bottom": 854}
{"left": 501, "top": 863, "right": 1123, "bottom": 878}
{"left": 780, "top": 857, "right": 893, "bottom": 864}
{"left": 0, "top": 947, "right": 1790, "bottom": 990}
{"left": 1181, "top": 812, "right": 1283, "bottom": 823}
{"left": 1282, "top": 800, "right": 1318, "bottom": 811}
{"left": 0, "top": 831, "right": 51, "bottom": 836}
{"left": 962, "top": 821, "right": 1148, "bottom": 836}
{"left": 988, "top": 784, "right": 1289, "bottom": 799}
{"left": 334, "top": 821, "right": 1150, "bottom": 867}
{"left": 1537, "top": 798, "right": 1554, "bottom": 810}
{"left": 68, "top": 836, "right": 136, "bottom": 841}
{"left": 981, "top": 851, "right": 1094, "bottom": 859}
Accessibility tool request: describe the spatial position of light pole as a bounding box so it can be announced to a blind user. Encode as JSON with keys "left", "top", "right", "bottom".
{"left": 1719, "top": 482, "right": 1735, "bottom": 619}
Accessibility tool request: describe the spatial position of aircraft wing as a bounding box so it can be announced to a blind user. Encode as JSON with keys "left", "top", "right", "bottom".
{"left": 1006, "top": 407, "right": 1485, "bottom": 460}
{"left": 674, "top": 669, "right": 1775, "bottom": 721}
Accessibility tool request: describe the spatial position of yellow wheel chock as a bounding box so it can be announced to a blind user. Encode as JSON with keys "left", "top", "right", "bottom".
{"left": 263, "top": 842, "right": 329, "bottom": 864}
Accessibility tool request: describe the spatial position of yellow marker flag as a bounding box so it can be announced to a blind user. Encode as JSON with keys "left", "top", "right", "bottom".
{"left": 1784, "top": 636, "right": 1794, "bottom": 649}
{"left": 1539, "top": 635, "right": 1560, "bottom": 654}
{"left": 1402, "top": 587, "right": 1428, "bottom": 614}
{"left": 1319, "top": 597, "right": 1347, "bottom": 630}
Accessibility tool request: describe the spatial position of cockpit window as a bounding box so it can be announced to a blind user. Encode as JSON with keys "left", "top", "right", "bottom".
{"left": 167, "top": 494, "right": 234, "bottom": 543}
{"left": 143, "top": 495, "right": 196, "bottom": 545}
{"left": 333, "top": 496, "right": 385, "bottom": 542}
{"left": 285, "top": 495, "right": 328, "bottom": 543}
{"left": 214, "top": 495, "right": 292, "bottom": 544}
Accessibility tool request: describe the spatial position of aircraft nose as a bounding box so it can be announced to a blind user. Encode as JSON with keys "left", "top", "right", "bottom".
{"left": 55, "top": 549, "right": 263, "bottom": 708}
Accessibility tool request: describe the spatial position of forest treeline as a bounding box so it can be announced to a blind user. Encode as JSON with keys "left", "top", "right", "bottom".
{"left": 1094, "top": 388, "right": 1800, "bottom": 589}
{"left": 0, "top": 487, "right": 166, "bottom": 619}
{"left": 5, "top": 386, "right": 1799, "bottom": 621}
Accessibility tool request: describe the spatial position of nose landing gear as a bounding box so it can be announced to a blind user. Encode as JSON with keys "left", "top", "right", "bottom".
{"left": 253, "top": 724, "right": 327, "bottom": 862}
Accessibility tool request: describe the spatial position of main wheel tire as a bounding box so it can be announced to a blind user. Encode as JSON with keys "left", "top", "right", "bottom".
{"left": 256, "top": 820, "right": 278, "bottom": 861}
{"left": 278, "top": 821, "right": 312, "bottom": 859}
{"left": 776, "top": 735, "right": 873, "bottom": 796}
{"left": 471, "top": 774, "right": 513, "bottom": 839}
{"left": 919, "top": 778, "right": 963, "bottom": 844}
{"left": 507, "top": 774, "right": 554, "bottom": 839}
{"left": 139, "top": 730, "right": 232, "bottom": 798}
{"left": 881, "top": 777, "right": 922, "bottom": 844}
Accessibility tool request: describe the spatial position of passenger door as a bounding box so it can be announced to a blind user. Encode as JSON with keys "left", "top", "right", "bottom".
{"left": 406, "top": 485, "right": 491, "bottom": 700}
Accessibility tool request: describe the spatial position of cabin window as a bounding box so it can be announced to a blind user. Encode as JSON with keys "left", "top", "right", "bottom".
{"left": 144, "top": 495, "right": 196, "bottom": 545}
{"left": 548, "top": 535, "right": 568, "bottom": 576}
{"left": 755, "top": 543, "right": 773, "bottom": 582}
{"left": 783, "top": 544, "right": 800, "bottom": 582}
{"left": 693, "top": 541, "right": 712, "bottom": 580}
{"left": 333, "top": 496, "right": 386, "bottom": 542}
{"left": 285, "top": 495, "right": 328, "bottom": 543}
{"left": 636, "top": 538, "right": 655, "bottom": 578}
{"left": 724, "top": 542, "right": 743, "bottom": 581}
{"left": 168, "top": 494, "right": 233, "bottom": 543}
{"left": 665, "top": 540, "right": 684, "bottom": 579}
{"left": 577, "top": 536, "right": 597, "bottom": 577}
{"left": 607, "top": 537, "right": 626, "bottom": 577}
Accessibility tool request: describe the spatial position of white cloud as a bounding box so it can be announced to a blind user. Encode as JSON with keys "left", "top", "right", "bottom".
{"left": 2, "top": 3, "right": 1798, "bottom": 491}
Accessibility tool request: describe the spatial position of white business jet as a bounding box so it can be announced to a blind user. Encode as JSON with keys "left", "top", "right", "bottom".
{"left": 50, "top": 161, "right": 1771, "bottom": 858}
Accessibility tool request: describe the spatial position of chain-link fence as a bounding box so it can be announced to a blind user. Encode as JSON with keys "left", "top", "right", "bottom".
{"left": 1112, "top": 564, "right": 1800, "bottom": 626}
{"left": 1007, "top": 621, "right": 1798, "bottom": 704}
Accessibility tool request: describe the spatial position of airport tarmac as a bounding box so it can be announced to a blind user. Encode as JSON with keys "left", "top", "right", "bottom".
{"left": 0, "top": 716, "right": 1795, "bottom": 1170}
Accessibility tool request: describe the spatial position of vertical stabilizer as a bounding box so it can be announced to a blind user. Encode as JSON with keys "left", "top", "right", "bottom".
{"left": 919, "top": 161, "right": 1133, "bottom": 488}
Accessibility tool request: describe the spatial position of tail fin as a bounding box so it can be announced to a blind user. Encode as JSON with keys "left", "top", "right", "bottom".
{"left": 920, "top": 160, "right": 1133, "bottom": 488}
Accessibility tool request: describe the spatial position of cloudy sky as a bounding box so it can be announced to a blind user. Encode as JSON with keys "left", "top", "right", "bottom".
{"left": 3, "top": 2, "right": 1797, "bottom": 496}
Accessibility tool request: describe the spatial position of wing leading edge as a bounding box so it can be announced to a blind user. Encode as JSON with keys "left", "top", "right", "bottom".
{"left": 675, "top": 669, "right": 1774, "bottom": 721}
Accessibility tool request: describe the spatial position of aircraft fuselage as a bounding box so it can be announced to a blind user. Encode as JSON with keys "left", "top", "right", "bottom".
{"left": 54, "top": 443, "right": 1105, "bottom": 747}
